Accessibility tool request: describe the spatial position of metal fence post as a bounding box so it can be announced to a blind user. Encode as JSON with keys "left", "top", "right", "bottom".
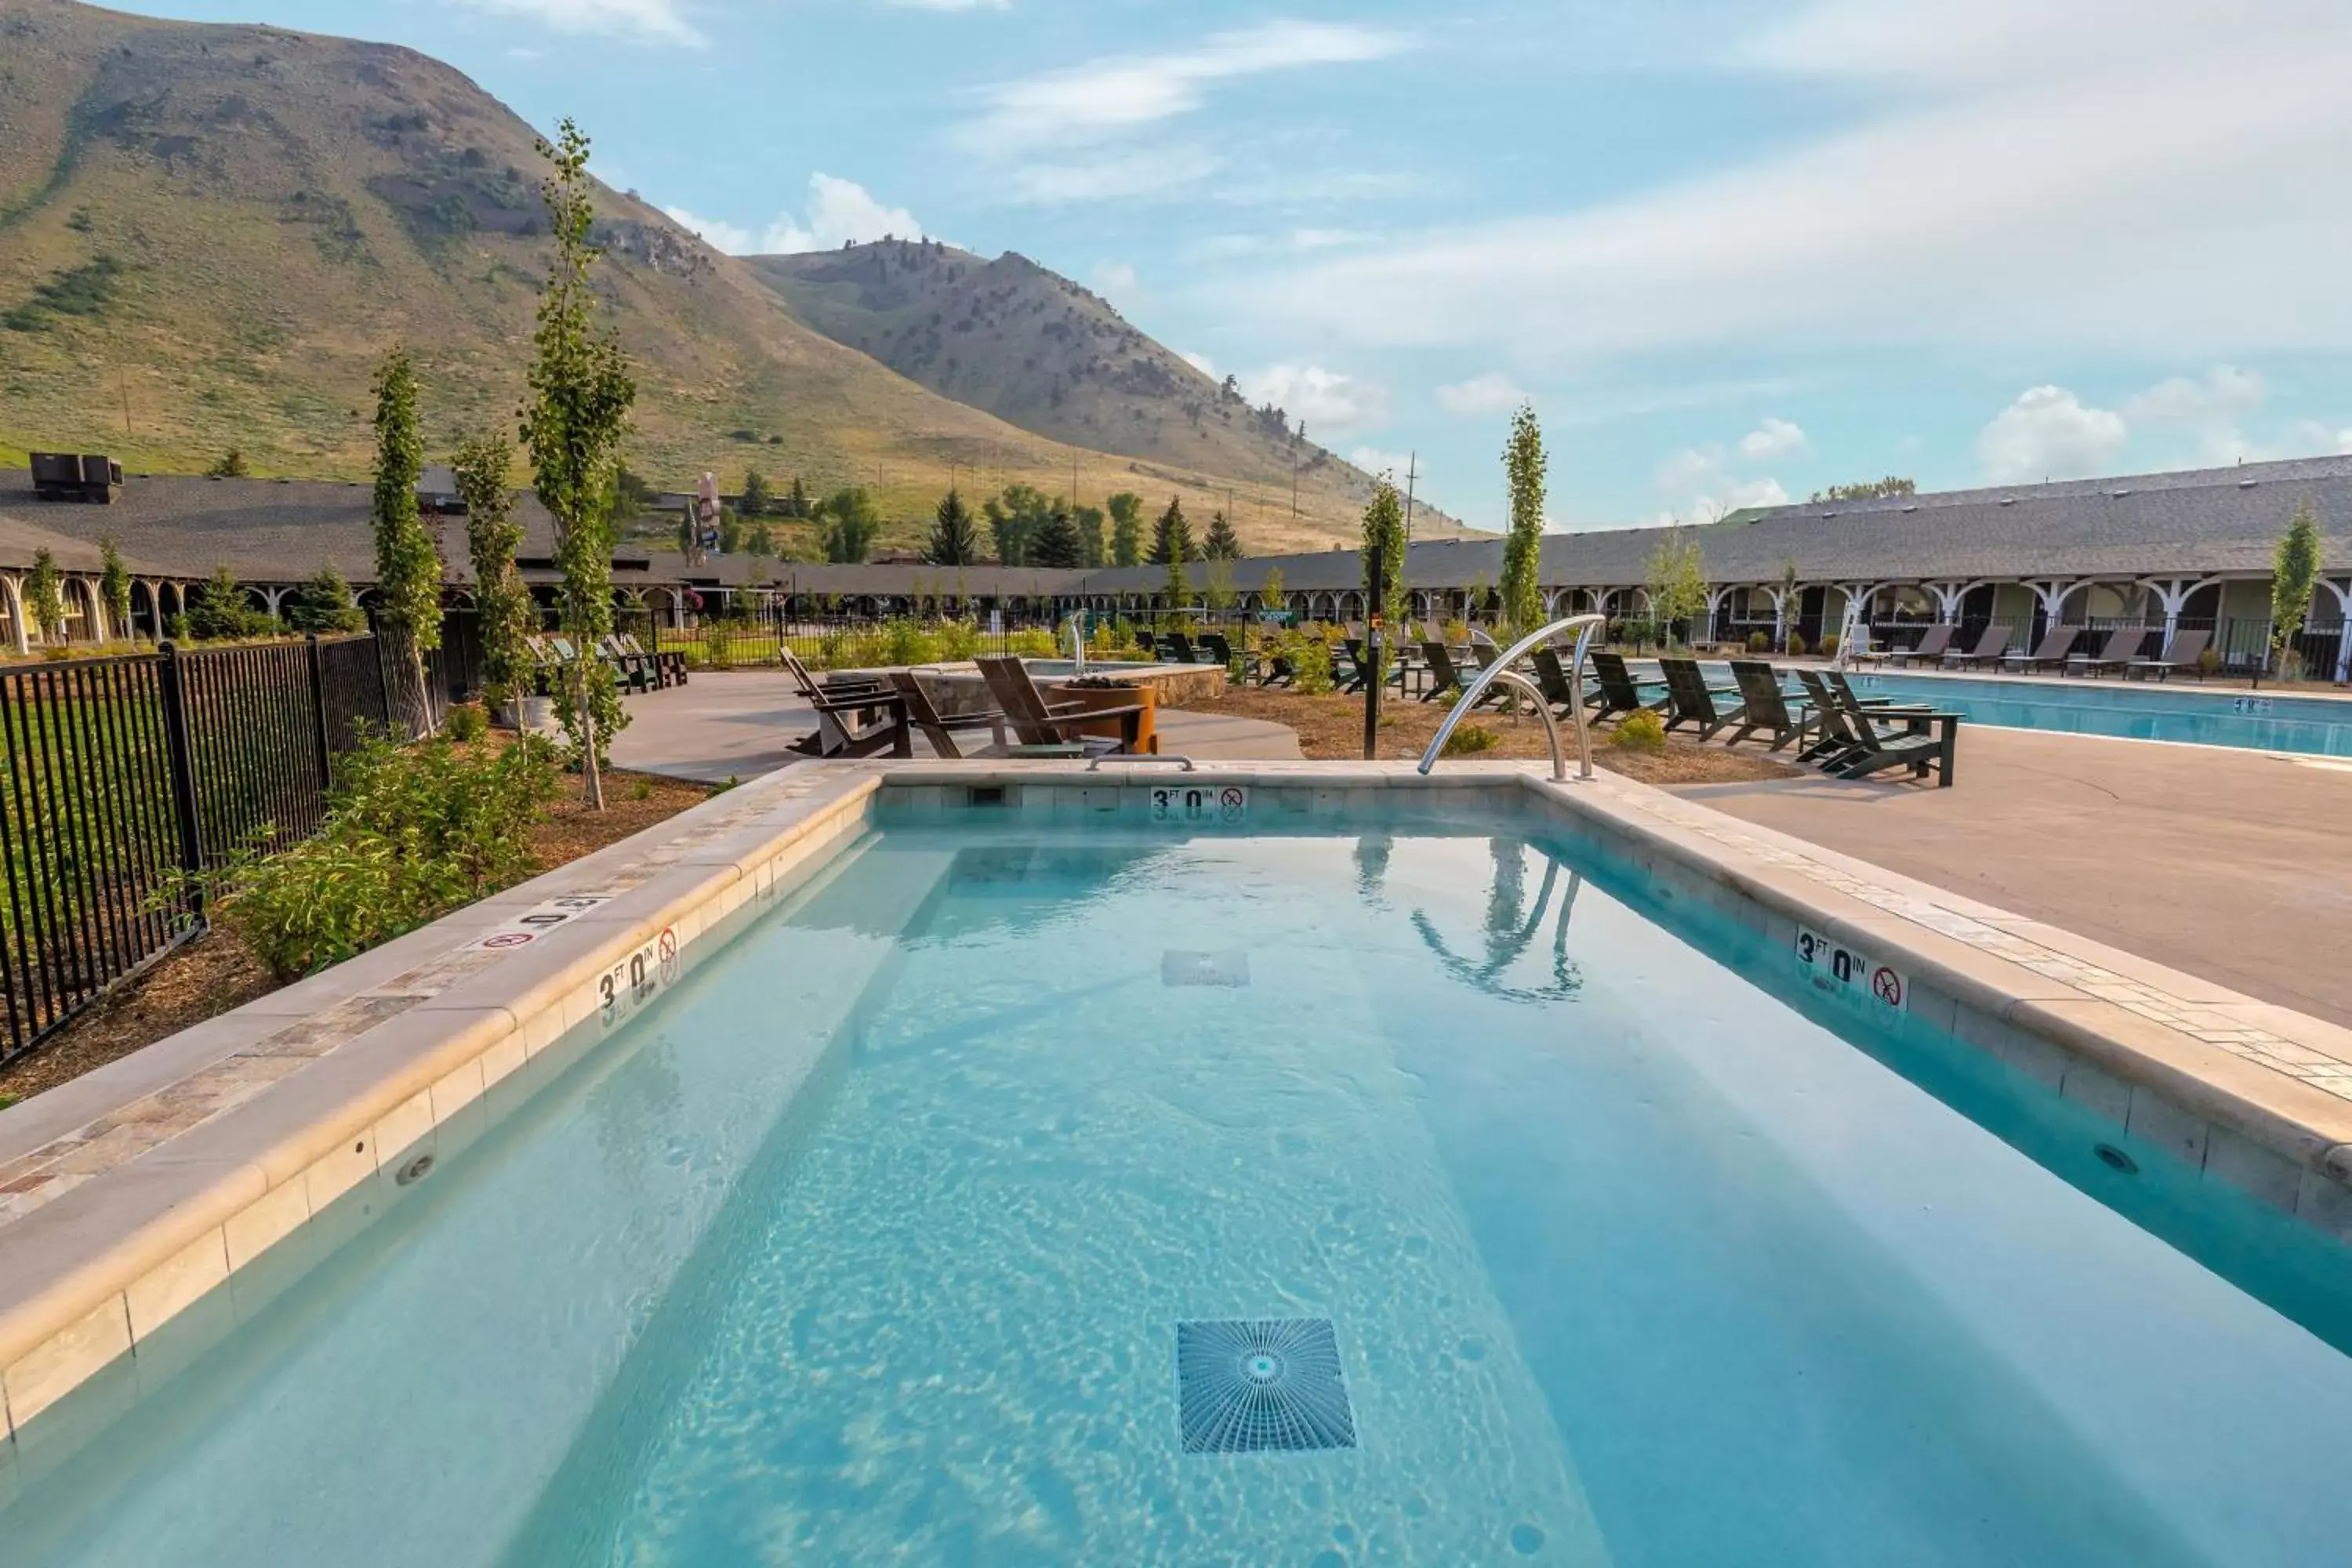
{"left": 306, "top": 633, "right": 334, "bottom": 788}
{"left": 154, "top": 641, "right": 206, "bottom": 893}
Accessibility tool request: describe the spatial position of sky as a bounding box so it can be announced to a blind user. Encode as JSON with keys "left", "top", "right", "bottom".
{"left": 111, "top": 0, "right": 2352, "bottom": 532}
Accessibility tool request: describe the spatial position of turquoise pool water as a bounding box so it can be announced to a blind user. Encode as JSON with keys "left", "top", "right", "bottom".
{"left": 1828, "top": 670, "right": 2352, "bottom": 754}
{"left": 9, "top": 810, "right": 2352, "bottom": 1565}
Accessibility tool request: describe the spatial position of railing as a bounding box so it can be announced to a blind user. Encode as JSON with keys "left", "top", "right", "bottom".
{"left": 1420, "top": 614, "right": 1604, "bottom": 783}
{"left": 0, "top": 633, "right": 434, "bottom": 1063}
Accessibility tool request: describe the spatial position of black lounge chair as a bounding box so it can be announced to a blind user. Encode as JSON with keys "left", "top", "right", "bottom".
{"left": 1419, "top": 641, "right": 1504, "bottom": 709}
{"left": 1337, "top": 638, "right": 1372, "bottom": 694}
{"left": 975, "top": 655, "right": 1142, "bottom": 756}
{"left": 890, "top": 670, "right": 1011, "bottom": 759}
{"left": 1886, "top": 625, "right": 1956, "bottom": 667}
{"left": 2125, "top": 628, "right": 2211, "bottom": 681}
{"left": 2072, "top": 626, "right": 2150, "bottom": 677}
{"left": 1259, "top": 649, "right": 1296, "bottom": 688}
{"left": 1795, "top": 670, "right": 1958, "bottom": 786}
{"left": 2002, "top": 625, "right": 2079, "bottom": 673}
{"left": 1529, "top": 646, "right": 1586, "bottom": 718}
{"left": 1658, "top": 656, "right": 1745, "bottom": 739}
{"left": 1725, "top": 661, "right": 1824, "bottom": 753}
{"left": 1947, "top": 626, "right": 2012, "bottom": 670}
{"left": 1198, "top": 632, "right": 1239, "bottom": 673}
{"left": 1586, "top": 651, "right": 1662, "bottom": 724}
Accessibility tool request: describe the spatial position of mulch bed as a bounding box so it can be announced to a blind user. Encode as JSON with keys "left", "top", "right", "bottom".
{"left": 0, "top": 761, "right": 719, "bottom": 1107}
{"left": 1194, "top": 683, "right": 1804, "bottom": 787}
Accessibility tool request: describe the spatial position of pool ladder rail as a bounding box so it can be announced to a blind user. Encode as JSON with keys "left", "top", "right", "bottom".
{"left": 1418, "top": 614, "right": 1605, "bottom": 783}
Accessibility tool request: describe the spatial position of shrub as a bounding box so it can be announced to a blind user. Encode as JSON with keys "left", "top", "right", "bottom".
{"left": 1612, "top": 709, "right": 1667, "bottom": 753}
{"left": 1441, "top": 721, "right": 1498, "bottom": 757}
{"left": 444, "top": 703, "right": 489, "bottom": 743}
{"left": 1276, "top": 631, "right": 1334, "bottom": 695}
{"left": 880, "top": 617, "right": 939, "bottom": 666}
{"left": 1747, "top": 630, "right": 1770, "bottom": 652}
{"left": 1820, "top": 633, "right": 1841, "bottom": 658}
{"left": 702, "top": 619, "right": 735, "bottom": 670}
{"left": 1006, "top": 628, "right": 1056, "bottom": 659}
{"left": 173, "top": 730, "right": 558, "bottom": 979}
{"left": 186, "top": 565, "right": 277, "bottom": 641}
{"left": 1786, "top": 631, "right": 1809, "bottom": 658}
{"left": 630, "top": 776, "right": 654, "bottom": 801}
{"left": 2197, "top": 645, "right": 2222, "bottom": 677}
{"left": 935, "top": 619, "right": 982, "bottom": 661}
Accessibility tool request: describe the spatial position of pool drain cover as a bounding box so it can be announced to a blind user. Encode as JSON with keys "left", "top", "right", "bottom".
{"left": 1177, "top": 1318, "right": 1355, "bottom": 1453}
{"left": 1163, "top": 950, "right": 1250, "bottom": 988}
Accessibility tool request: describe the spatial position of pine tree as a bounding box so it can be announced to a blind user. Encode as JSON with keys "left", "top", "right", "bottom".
{"left": 1201, "top": 509, "right": 1243, "bottom": 560}
{"left": 285, "top": 564, "right": 368, "bottom": 635}
{"left": 1501, "top": 404, "right": 1546, "bottom": 636}
{"left": 927, "top": 488, "right": 981, "bottom": 564}
{"left": 1030, "top": 504, "right": 1083, "bottom": 568}
{"left": 521, "top": 120, "right": 637, "bottom": 805}
{"left": 1107, "top": 492, "right": 1143, "bottom": 567}
{"left": 1153, "top": 497, "right": 1192, "bottom": 610}
{"left": 452, "top": 430, "right": 535, "bottom": 711}
{"left": 368, "top": 346, "right": 443, "bottom": 711}
{"left": 740, "top": 468, "right": 771, "bottom": 517}
{"left": 786, "top": 474, "right": 811, "bottom": 518}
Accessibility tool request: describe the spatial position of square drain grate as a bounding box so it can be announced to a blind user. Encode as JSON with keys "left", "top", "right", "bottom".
{"left": 1177, "top": 1317, "right": 1356, "bottom": 1454}
{"left": 1163, "top": 950, "right": 1250, "bottom": 989}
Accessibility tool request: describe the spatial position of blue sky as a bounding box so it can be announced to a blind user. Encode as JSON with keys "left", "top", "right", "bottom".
{"left": 115, "top": 0, "right": 2352, "bottom": 531}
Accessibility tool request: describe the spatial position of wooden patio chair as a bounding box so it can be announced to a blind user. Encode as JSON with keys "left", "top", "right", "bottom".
{"left": 1657, "top": 655, "right": 1745, "bottom": 739}
{"left": 975, "top": 655, "right": 1142, "bottom": 755}
{"left": 889, "top": 670, "right": 1011, "bottom": 759}
{"left": 1724, "top": 660, "right": 1824, "bottom": 753}
{"left": 1586, "top": 650, "right": 1663, "bottom": 724}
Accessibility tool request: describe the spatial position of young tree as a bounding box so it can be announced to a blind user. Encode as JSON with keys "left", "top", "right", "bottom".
{"left": 740, "top": 468, "right": 772, "bottom": 518}
{"left": 451, "top": 430, "right": 535, "bottom": 713}
{"left": 26, "top": 548, "right": 65, "bottom": 644}
{"left": 206, "top": 447, "right": 250, "bottom": 479}
{"left": 187, "top": 564, "right": 266, "bottom": 641}
{"left": 983, "top": 483, "right": 1050, "bottom": 565}
{"left": 2271, "top": 497, "right": 2323, "bottom": 679}
{"left": 1777, "top": 557, "right": 1802, "bottom": 652}
{"left": 98, "top": 536, "right": 130, "bottom": 641}
{"left": 1203, "top": 554, "right": 1236, "bottom": 619}
{"left": 285, "top": 564, "right": 369, "bottom": 634}
{"left": 520, "top": 118, "right": 637, "bottom": 808}
{"left": 927, "top": 488, "right": 980, "bottom": 564}
{"left": 818, "top": 487, "right": 881, "bottom": 563}
{"left": 1259, "top": 564, "right": 1285, "bottom": 621}
{"left": 1201, "top": 509, "right": 1243, "bottom": 560}
{"left": 718, "top": 506, "right": 743, "bottom": 555}
{"left": 1029, "top": 504, "right": 1083, "bottom": 568}
{"left": 1107, "top": 492, "right": 1143, "bottom": 566}
{"left": 746, "top": 519, "right": 776, "bottom": 561}
{"left": 1501, "top": 404, "right": 1546, "bottom": 635}
{"left": 1154, "top": 497, "right": 1192, "bottom": 611}
{"left": 786, "top": 474, "right": 811, "bottom": 519}
{"left": 1359, "top": 477, "right": 1407, "bottom": 679}
{"left": 368, "top": 346, "right": 444, "bottom": 716}
{"left": 1644, "top": 528, "right": 1709, "bottom": 648}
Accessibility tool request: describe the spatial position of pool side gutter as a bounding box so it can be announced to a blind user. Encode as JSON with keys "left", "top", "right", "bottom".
{"left": 2, "top": 756, "right": 2349, "bottom": 1467}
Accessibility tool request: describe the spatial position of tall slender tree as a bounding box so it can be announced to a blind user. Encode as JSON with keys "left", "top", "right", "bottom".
{"left": 1107, "top": 492, "right": 1143, "bottom": 567}
{"left": 1360, "top": 478, "right": 1406, "bottom": 678}
{"left": 98, "top": 537, "right": 131, "bottom": 641}
{"left": 1075, "top": 503, "right": 1106, "bottom": 568}
{"left": 26, "top": 548, "right": 64, "bottom": 644}
{"left": 1501, "top": 404, "right": 1546, "bottom": 636}
{"left": 520, "top": 119, "right": 637, "bottom": 808}
{"left": 369, "top": 346, "right": 444, "bottom": 718}
{"left": 2271, "top": 497, "right": 2323, "bottom": 679}
{"left": 927, "top": 488, "right": 981, "bottom": 565}
{"left": 452, "top": 430, "right": 536, "bottom": 716}
{"left": 1152, "top": 497, "right": 1192, "bottom": 613}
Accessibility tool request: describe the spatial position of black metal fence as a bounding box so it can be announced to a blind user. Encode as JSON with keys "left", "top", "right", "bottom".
{"left": 0, "top": 632, "right": 441, "bottom": 1063}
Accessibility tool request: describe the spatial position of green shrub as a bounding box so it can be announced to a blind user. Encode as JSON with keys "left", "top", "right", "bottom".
{"left": 702, "top": 619, "right": 735, "bottom": 671}
{"left": 1820, "top": 633, "right": 1841, "bottom": 658}
{"left": 1276, "top": 630, "right": 1334, "bottom": 694}
{"left": 170, "top": 730, "right": 558, "bottom": 979}
{"left": 1612, "top": 709, "right": 1667, "bottom": 753}
{"left": 1786, "top": 631, "right": 1809, "bottom": 658}
{"left": 1006, "top": 628, "right": 1056, "bottom": 659}
{"left": 881, "top": 617, "right": 939, "bottom": 666}
{"left": 630, "top": 776, "right": 654, "bottom": 801}
{"left": 1747, "top": 630, "right": 1770, "bottom": 652}
{"left": 1440, "top": 721, "right": 1498, "bottom": 757}
{"left": 444, "top": 703, "right": 489, "bottom": 743}
{"left": 935, "top": 619, "right": 982, "bottom": 661}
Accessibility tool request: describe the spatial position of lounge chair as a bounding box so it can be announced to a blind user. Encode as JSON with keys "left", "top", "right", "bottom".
{"left": 975, "top": 655, "right": 1143, "bottom": 756}
{"left": 1198, "top": 632, "right": 1240, "bottom": 674}
{"left": 1885, "top": 625, "right": 1956, "bottom": 668}
{"left": 1529, "top": 646, "right": 1586, "bottom": 718}
{"left": 1259, "top": 649, "right": 1295, "bottom": 688}
{"left": 889, "top": 670, "right": 1011, "bottom": 759}
{"left": 1795, "top": 670, "right": 1958, "bottom": 785}
{"left": 1337, "top": 638, "right": 1372, "bottom": 695}
{"left": 1657, "top": 655, "right": 1745, "bottom": 740}
{"left": 2002, "top": 625, "right": 2079, "bottom": 673}
{"left": 2125, "top": 627, "right": 2211, "bottom": 681}
{"left": 1946, "top": 625, "right": 2012, "bottom": 669}
{"left": 1586, "top": 651, "right": 1663, "bottom": 724}
{"left": 2071, "top": 626, "right": 2150, "bottom": 677}
{"left": 1158, "top": 633, "right": 1203, "bottom": 664}
{"left": 1418, "top": 641, "right": 1504, "bottom": 708}
{"left": 1725, "top": 660, "right": 1823, "bottom": 752}
{"left": 619, "top": 632, "right": 688, "bottom": 688}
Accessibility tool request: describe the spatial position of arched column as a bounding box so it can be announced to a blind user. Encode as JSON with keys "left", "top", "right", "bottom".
{"left": 0, "top": 575, "right": 24, "bottom": 655}
{"left": 2138, "top": 575, "right": 2223, "bottom": 644}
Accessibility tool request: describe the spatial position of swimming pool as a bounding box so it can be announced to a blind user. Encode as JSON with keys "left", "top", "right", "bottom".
{"left": 8, "top": 789, "right": 2350, "bottom": 1566}
{"left": 1830, "top": 668, "right": 2352, "bottom": 755}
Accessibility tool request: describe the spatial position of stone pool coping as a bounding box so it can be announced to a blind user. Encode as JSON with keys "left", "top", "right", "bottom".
{"left": 2, "top": 757, "right": 2348, "bottom": 1454}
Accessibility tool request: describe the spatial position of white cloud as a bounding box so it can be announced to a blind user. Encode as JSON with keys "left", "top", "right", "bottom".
{"left": 1739, "top": 416, "right": 1808, "bottom": 460}
{"left": 2284, "top": 420, "right": 2352, "bottom": 455}
{"left": 2122, "top": 365, "right": 2265, "bottom": 423}
{"left": 1005, "top": 147, "right": 1222, "bottom": 205}
{"left": 1090, "top": 262, "right": 1142, "bottom": 304}
{"left": 962, "top": 21, "right": 1409, "bottom": 154}
{"left": 1181, "top": 351, "right": 1218, "bottom": 379}
{"left": 669, "top": 176, "right": 929, "bottom": 256}
{"left": 1976, "top": 386, "right": 2129, "bottom": 483}
{"left": 882, "top": 0, "right": 1007, "bottom": 9}
{"left": 1435, "top": 372, "right": 1527, "bottom": 416}
{"left": 1243, "top": 1, "right": 2352, "bottom": 361}
{"left": 1234, "top": 363, "right": 1386, "bottom": 435}
{"left": 1349, "top": 446, "right": 1413, "bottom": 478}
{"left": 454, "top": 0, "right": 702, "bottom": 46}
{"left": 1653, "top": 441, "right": 1791, "bottom": 521}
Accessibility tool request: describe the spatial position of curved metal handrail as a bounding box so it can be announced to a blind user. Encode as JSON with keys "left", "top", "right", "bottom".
{"left": 1418, "top": 613, "right": 1605, "bottom": 782}
{"left": 1062, "top": 610, "right": 1089, "bottom": 676}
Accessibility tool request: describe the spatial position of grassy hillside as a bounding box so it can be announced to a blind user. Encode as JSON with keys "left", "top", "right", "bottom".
{"left": 0, "top": 0, "right": 1431, "bottom": 554}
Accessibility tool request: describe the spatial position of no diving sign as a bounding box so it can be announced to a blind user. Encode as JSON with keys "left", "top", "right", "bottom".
{"left": 464, "top": 893, "right": 618, "bottom": 953}
{"left": 1795, "top": 925, "right": 1907, "bottom": 1014}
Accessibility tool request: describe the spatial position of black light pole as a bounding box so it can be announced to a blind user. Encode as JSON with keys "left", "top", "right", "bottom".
{"left": 1364, "top": 539, "right": 1386, "bottom": 760}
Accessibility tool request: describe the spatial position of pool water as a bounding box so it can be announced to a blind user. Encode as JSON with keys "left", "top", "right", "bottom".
{"left": 1829, "top": 670, "right": 2352, "bottom": 755}
{"left": 10, "top": 813, "right": 2352, "bottom": 1566}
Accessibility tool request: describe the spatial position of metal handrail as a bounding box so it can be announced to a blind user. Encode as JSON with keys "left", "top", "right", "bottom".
{"left": 1087, "top": 753, "right": 1198, "bottom": 772}
{"left": 1418, "top": 613, "right": 1605, "bottom": 782}
{"left": 1062, "top": 610, "right": 1088, "bottom": 676}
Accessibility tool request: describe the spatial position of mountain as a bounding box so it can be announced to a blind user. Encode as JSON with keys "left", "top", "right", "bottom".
{"left": 0, "top": 0, "right": 1444, "bottom": 555}
{"left": 749, "top": 242, "right": 1469, "bottom": 540}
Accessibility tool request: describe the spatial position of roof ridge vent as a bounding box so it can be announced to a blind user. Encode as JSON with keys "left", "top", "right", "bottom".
{"left": 2238, "top": 478, "right": 2259, "bottom": 488}
{"left": 1998, "top": 497, "right": 2016, "bottom": 506}
{"left": 2108, "top": 488, "right": 2132, "bottom": 497}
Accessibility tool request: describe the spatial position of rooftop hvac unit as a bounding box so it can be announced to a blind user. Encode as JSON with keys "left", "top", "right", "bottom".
{"left": 29, "top": 452, "right": 123, "bottom": 503}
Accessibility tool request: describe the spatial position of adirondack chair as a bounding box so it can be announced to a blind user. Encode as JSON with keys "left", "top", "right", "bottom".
{"left": 1586, "top": 651, "right": 1663, "bottom": 724}
{"left": 1657, "top": 656, "right": 1745, "bottom": 739}
{"left": 1724, "top": 660, "right": 1822, "bottom": 752}
{"left": 890, "top": 670, "right": 1011, "bottom": 759}
{"left": 975, "top": 655, "right": 1142, "bottom": 755}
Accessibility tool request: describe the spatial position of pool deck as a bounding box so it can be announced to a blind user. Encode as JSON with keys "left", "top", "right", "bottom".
{"left": 7, "top": 753, "right": 2352, "bottom": 1477}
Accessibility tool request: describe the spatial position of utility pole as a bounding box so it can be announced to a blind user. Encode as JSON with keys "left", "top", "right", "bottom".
{"left": 119, "top": 370, "right": 131, "bottom": 436}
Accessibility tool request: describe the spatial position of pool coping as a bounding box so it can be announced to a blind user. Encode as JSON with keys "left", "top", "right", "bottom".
{"left": 2, "top": 757, "right": 2350, "bottom": 1461}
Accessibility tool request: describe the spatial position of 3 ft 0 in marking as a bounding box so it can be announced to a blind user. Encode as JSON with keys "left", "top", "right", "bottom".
{"left": 1151, "top": 784, "right": 1249, "bottom": 825}
{"left": 599, "top": 926, "right": 681, "bottom": 1025}
{"left": 1795, "top": 925, "right": 1907, "bottom": 1012}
